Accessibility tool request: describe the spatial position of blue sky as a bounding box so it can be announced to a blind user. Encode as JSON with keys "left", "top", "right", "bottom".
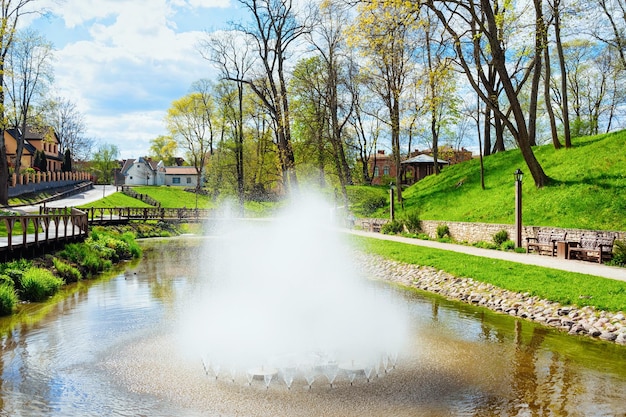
{"left": 26, "top": 0, "right": 247, "bottom": 159}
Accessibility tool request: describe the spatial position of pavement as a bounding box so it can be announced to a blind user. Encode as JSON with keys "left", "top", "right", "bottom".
{"left": 13, "top": 185, "right": 118, "bottom": 213}
{"left": 348, "top": 229, "right": 626, "bottom": 282}
{"left": 9, "top": 185, "right": 626, "bottom": 282}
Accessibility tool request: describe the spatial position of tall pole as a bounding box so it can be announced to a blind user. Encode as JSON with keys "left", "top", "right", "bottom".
{"left": 515, "top": 169, "right": 523, "bottom": 248}
{"left": 390, "top": 185, "right": 395, "bottom": 221}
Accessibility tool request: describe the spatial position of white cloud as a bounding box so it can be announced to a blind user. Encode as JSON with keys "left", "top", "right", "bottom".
{"left": 30, "top": 0, "right": 227, "bottom": 160}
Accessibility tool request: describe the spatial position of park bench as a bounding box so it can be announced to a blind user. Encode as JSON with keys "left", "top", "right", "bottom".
{"left": 526, "top": 230, "right": 567, "bottom": 256}
{"left": 567, "top": 233, "right": 615, "bottom": 263}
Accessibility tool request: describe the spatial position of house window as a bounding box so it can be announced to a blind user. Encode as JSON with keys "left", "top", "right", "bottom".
{"left": 374, "top": 166, "right": 380, "bottom": 177}
{"left": 172, "top": 177, "right": 181, "bottom": 184}
{"left": 383, "top": 166, "right": 390, "bottom": 176}
{"left": 186, "top": 177, "right": 192, "bottom": 184}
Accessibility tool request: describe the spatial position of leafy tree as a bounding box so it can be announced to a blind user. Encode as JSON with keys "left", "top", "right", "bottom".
{"left": 148, "top": 135, "right": 178, "bottom": 166}
{"left": 165, "top": 88, "right": 215, "bottom": 190}
{"left": 347, "top": 0, "right": 420, "bottom": 202}
{"left": 91, "top": 144, "right": 119, "bottom": 184}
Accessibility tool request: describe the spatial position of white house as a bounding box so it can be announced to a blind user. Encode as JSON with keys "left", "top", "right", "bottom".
{"left": 120, "top": 157, "right": 199, "bottom": 187}
{"left": 120, "top": 157, "right": 158, "bottom": 186}
{"left": 156, "top": 162, "right": 198, "bottom": 187}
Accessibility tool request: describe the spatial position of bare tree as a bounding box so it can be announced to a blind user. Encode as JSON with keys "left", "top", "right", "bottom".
{"left": 0, "top": 1, "right": 45, "bottom": 202}
{"left": 424, "top": 0, "right": 550, "bottom": 187}
{"left": 231, "top": 0, "right": 311, "bottom": 194}
{"left": 199, "top": 30, "right": 254, "bottom": 213}
{"left": 44, "top": 96, "right": 93, "bottom": 163}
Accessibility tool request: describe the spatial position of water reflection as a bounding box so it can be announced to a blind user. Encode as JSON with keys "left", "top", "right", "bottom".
{"left": 0, "top": 237, "right": 623, "bottom": 416}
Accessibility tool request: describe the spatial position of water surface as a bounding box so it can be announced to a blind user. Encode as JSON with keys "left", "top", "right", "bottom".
{"left": 0, "top": 237, "right": 624, "bottom": 416}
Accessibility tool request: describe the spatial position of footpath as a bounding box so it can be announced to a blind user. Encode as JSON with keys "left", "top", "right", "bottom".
{"left": 348, "top": 229, "right": 626, "bottom": 282}
{"left": 7, "top": 185, "right": 626, "bottom": 282}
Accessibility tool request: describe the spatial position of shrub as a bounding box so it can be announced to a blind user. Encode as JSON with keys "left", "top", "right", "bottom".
{"left": 0, "top": 284, "right": 17, "bottom": 316}
{"left": 0, "top": 274, "right": 14, "bottom": 288}
{"left": 417, "top": 233, "right": 430, "bottom": 240}
{"left": 501, "top": 240, "right": 516, "bottom": 251}
{"left": 381, "top": 220, "right": 404, "bottom": 234}
{"left": 610, "top": 239, "right": 626, "bottom": 266}
{"left": 402, "top": 210, "right": 422, "bottom": 233}
{"left": 436, "top": 224, "right": 450, "bottom": 239}
{"left": 493, "top": 230, "right": 509, "bottom": 246}
{"left": 19, "top": 268, "right": 64, "bottom": 302}
{"left": 473, "top": 241, "right": 499, "bottom": 250}
{"left": 53, "top": 258, "right": 82, "bottom": 283}
{"left": 361, "top": 195, "right": 388, "bottom": 215}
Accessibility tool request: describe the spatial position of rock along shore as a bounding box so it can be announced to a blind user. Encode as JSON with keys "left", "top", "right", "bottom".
{"left": 357, "top": 252, "right": 626, "bottom": 345}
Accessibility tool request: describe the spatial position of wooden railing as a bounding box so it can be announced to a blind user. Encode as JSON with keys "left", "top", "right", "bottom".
{"left": 80, "top": 207, "right": 212, "bottom": 223}
{"left": 0, "top": 208, "right": 88, "bottom": 253}
{"left": 120, "top": 186, "right": 161, "bottom": 207}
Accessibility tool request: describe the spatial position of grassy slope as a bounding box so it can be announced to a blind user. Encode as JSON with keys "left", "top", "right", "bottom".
{"left": 365, "top": 131, "right": 626, "bottom": 231}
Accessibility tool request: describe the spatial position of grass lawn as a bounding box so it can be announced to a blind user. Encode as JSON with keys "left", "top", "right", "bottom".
{"left": 77, "top": 192, "right": 153, "bottom": 210}
{"left": 352, "top": 131, "right": 626, "bottom": 232}
{"left": 352, "top": 235, "right": 626, "bottom": 312}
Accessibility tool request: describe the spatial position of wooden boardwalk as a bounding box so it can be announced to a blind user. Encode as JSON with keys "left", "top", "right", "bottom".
{"left": 0, "top": 206, "right": 213, "bottom": 260}
{"left": 0, "top": 208, "right": 89, "bottom": 261}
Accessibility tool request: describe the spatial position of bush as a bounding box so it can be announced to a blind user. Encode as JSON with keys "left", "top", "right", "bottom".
{"left": 402, "top": 210, "right": 422, "bottom": 233}
{"left": 501, "top": 240, "right": 516, "bottom": 251}
{"left": 473, "top": 241, "right": 499, "bottom": 250}
{"left": 53, "top": 258, "right": 82, "bottom": 283}
{"left": 19, "top": 268, "right": 64, "bottom": 302}
{"left": 493, "top": 230, "right": 509, "bottom": 246}
{"left": 610, "top": 239, "right": 626, "bottom": 266}
{"left": 361, "top": 195, "right": 388, "bottom": 215}
{"left": 417, "top": 233, "right": 430, "bottom": 240}
{"left": 381, "top": 220, "right": 404, "bottom": 234}
{"left": 0, "top": 274, "right": 13, "bottom": 288}
{"left": 436, "top": 224, "right": 450, "bottom": 239}
{"left": 0, "top": 284, "right": 17, "bottom": 316}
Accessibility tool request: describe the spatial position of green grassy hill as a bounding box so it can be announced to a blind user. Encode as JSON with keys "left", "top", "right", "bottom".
{"left": 354, "top": 130, "right": 626, "bottom": 232}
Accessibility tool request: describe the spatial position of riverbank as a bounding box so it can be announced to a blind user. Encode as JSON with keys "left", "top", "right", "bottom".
{"left": 357, "top": 252, "right": 626, "bottom": 345}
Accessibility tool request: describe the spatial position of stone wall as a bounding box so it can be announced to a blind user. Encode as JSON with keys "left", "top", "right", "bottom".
{"left": 355, "top": 218, "right": 625, "bottom": 245}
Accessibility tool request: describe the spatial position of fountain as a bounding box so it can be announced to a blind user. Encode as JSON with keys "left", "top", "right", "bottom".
{"left": 179, "top": 194, "right": 409, "bottom": 390}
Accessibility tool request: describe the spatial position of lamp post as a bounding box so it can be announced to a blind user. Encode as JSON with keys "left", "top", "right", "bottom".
{"left": 389, "top": 182, "right": 395, "bottom": 221}
{"left": 514, "top": 168, "right": 523, "bottom": 248}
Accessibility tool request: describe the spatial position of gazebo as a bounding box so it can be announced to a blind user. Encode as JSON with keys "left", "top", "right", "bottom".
{"left": 400, "top": 154, "right": 449, "bottom": 185}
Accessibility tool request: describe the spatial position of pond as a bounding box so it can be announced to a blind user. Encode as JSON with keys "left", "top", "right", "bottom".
{"left": 0, "top": 236, "right": 625, "bottom": 417}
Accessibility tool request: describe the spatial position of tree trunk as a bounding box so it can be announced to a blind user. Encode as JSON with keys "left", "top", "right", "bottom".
{"left": 542, "top": 13, "right": 561, "bottom": 149}
{"left": 553, "top": 0, "right": 571, "bottom": 148}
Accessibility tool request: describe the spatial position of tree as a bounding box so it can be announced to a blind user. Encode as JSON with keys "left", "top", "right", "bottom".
{"left": 308, "top": 0, "right": 354, "bottom": 202}
{"left": 0, "top": 1, "right": 44, "bottom": 204}
{"left": 200, "top": 30, "right": 254, "bottom": 213}
{"left": 91, "top": 144, "right": 119, "bottom": 185}
{"left": 165, "top": 88, "right": 215, "bottom": 190}
{"left": 61, "top": 148, "right": 71, "bottom": 172}
{"left": 44, "top": 96, "right": 93, "bottom": 162}
{"left": 232, "top": 0, "right": 310, "bottom": 194}
{"left": 348, "top": 0, "right": 420, "bottom": 202}
{"left": 148, "top": 135, "right": 178, "bottom": 166}
{"left": 424, "top": 0, "right": 550, "bottom": 188}
{"left": 5, "top": 28, "right": 53, "bottom": 183}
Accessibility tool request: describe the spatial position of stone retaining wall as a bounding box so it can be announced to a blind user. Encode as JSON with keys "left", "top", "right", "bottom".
{"left": 355, "top": 218, "right": 625, "bottom": 245}
{"left": 357, "top": 252, "right": 626, "bottom": 345}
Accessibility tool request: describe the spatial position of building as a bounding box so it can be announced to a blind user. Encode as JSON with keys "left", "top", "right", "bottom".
{"left": 369, "top": 147, "right": 473, "bottom": 185}
{"left": 120, "top": 157, "right": 199, "bottom": 187}
{"left": 120, "top": 157, "right": 158, "bottom": 186}
{"left": 5, "top": 126, "right": 63, "bottom": 172}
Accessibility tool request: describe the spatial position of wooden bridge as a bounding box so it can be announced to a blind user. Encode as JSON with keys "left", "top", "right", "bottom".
{"left": 0, "top": 208, "right": 89, "bottom": 261}
{"left": 0, "top": 206, "right": 213, "bottom": 261}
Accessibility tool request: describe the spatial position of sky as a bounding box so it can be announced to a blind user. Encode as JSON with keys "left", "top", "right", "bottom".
{"left": 26, "top": 0, "right": 246, "bottom": 160}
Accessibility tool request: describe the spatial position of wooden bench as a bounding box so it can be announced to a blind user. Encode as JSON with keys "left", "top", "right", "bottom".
{"left": 526, "top": 230, "right": 567, "bottom": 256}
{"left": 567, "top": 234, "right": 615, "bottom": 263}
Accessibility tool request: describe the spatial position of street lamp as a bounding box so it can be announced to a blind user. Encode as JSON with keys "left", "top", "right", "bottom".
{"left": 514, "top": 168, "right": 523, "bottom": 248}
{"left": 389, "top": 182, "right": 395, "bottom": 221}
